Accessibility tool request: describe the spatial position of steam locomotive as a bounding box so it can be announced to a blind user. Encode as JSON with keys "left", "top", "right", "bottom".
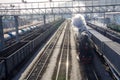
{"left": 71, "top": 14, "right": 93, "bottom": 63}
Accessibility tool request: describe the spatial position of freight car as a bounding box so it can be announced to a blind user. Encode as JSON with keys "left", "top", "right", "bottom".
{"left": 107, "top": 23, "right": 120, "bottom": 32}
{"left": 0, "top": 19, "right": 65, "bottom": 79}
{"left": 4, "top": 25, "right": 38, "bottom": 42}
{"left": 87, "top": 22, "right": 120, "bottom": 43}
{"left": 86, "top": 26, "right": 120, "bottom": 79}
{"left": 105, "top": 13, "right": 120, "bottom": 32}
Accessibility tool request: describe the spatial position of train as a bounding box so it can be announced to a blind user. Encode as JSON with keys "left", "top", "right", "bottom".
{"left": 87, "top": 22, "right": 120, "bottom": 43}
{"left": 0, "top": 19, "right": 65, "bottom": 79}
{"left": 72, "top": 14, "right": 120, "bottom": 78}
{"left": 106, "top": 13, "right": 120, "bottom": 32}
{"left": 4, "top": 25, "right": 37, "bottom": 42}
{"left": 86, "top": 25, "right": 120, "bottom": 79}
{"left": 71, "top": 14, "right": 93, "bottom": 63}
{"left": 79, "top": 31, "right": 93, "bottom": 63}
{"left": 107, "top": 23, "right": 120, "bottom": 32}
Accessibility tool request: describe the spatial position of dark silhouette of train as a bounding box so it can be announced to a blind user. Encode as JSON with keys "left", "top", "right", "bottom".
{"left": 79, "top": 31, "right": 93, "bottom": 64}
{"left": 71, "top": 14, "right": 93, "bottom": 64}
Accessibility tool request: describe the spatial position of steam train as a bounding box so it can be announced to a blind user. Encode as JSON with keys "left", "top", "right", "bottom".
{"left": 71, "top": 14, "right": 93, "bottom": 63}
{"left": 79, "top": 31, "right": 93, "bottom": 63}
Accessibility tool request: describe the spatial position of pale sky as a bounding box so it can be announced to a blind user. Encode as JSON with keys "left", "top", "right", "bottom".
{"left": 0, "top": 0, "right": 48, "bottom": 3}
{"left": 0, "top": 0, "right": 119, "bottom": 6}
{"left": 0, "top": 0, "right": 71, "bottom": 3}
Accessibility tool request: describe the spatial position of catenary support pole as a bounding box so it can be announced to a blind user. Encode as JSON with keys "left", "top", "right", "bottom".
{"left": 0, "top": 16, "right": 4, "bottom": 51}
{"left": 43, "top": 15, "right": 46, "bottom": 25}
{"left": 14, "top": 16, "right": 20, "bottom": 42}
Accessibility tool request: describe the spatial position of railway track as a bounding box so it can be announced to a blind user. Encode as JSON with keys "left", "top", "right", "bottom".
{"left": 23, "top": 21, "right": 66, "bottom": 80}
{"left": 84, "top": 64, "right": 99, "bottom": 80}
{"left": 52, "top": 21, "right": 71, "bottom": 80}
{"left": 4, "top": 24, "right": 49, "bottom": 47}
{"left": 0, "top": 20, "right": 64, "bottom": 79}
{"left": 72, "top": 30, "right": 99, "bottom": 80}
{"left": 0, "top": 26, "right": 46, "bottom": 57}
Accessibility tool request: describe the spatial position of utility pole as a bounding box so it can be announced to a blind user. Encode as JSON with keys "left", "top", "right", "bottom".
{"left": 0, "top": 16, "right": 4, "bottom": 51}
{"left": 14, "top": 16, "right": 20, "bottom": 42}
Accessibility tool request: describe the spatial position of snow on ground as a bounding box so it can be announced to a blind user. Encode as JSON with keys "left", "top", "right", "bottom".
{"left": 70, "top": 26, "right": 82, "bottom": 80}
{"left": 41, "top": 22, "right": 67, "bottom": 80}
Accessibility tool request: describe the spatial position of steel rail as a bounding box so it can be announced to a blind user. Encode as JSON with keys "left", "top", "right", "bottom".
{"left": 82, "top": 64, "right": 99, "bottom": 80}
{"left": 66, "top": 22, "right": 70, "bottom": 80}
{"left": 55, "top": 21, "right": 70, "bottom": 80}
{"left": 24, "top": 21, "right": 66, "bottom": 80}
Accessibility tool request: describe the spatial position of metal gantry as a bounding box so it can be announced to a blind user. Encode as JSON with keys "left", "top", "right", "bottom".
{"left": 0, "top": 1, "right": 120, "bottom": 16}
{"left": 0, "top": 0, "right": 120, "bottom": 51}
